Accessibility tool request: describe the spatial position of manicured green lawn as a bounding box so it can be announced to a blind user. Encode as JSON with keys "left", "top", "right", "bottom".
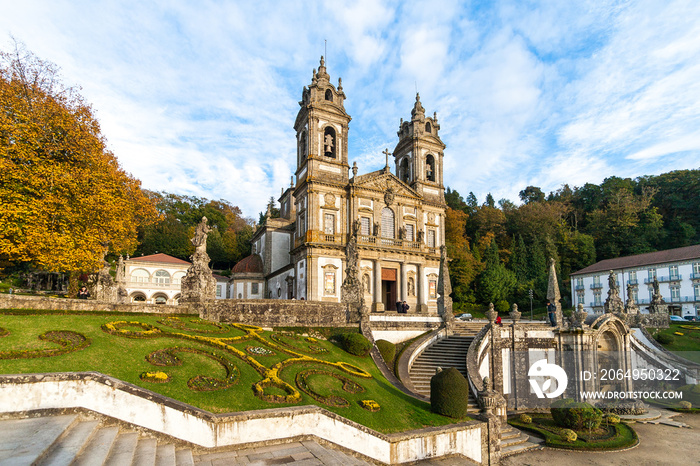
{"left": 510, "top": 414, "right": 638, "bottom": 450}
{"left": 0, "top": 310, "right": 466, "bottom": 433}
{"left": 649, "top": 322, "right": 700, "bottom": 363}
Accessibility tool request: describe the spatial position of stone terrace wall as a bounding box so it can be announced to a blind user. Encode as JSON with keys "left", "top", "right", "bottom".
{"left": 200, "top": 300, "right": 360, "bottom": 327}
{"left": 0, "top": 294, "right": 191, "bottom": 315}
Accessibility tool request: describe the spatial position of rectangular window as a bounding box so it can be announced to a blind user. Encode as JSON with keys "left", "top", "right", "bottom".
{"left": 629, "top": 271, "right": 637, "bottom": 284}
{"left": 252, "top": 282, "right": 259, "bottom": 295}
{"left": 429, "top": 280, "right": 437, "bottom": 299}
{"left": 324, "top": 272, "right": 336, "bottom": 295}
{"left": 593, "top": 291, "right": 602, "bottom": 306}
{"left": 324, "top": 213, "right": 335, "bottom": 235}
{"left": 694, "top": 263, "right": 700, "bottom": 275}
{"left": 427, "top": 229, "right": 436, "bottom": 247}
{"left": 671, "top": 286, "right": 680, "bottom": 301}
{"left": 576, "top": 278, "right": 583, "bottom": 287}
{"left": 360, "top": 217, "right": 370, "bottom": 236}
{"left": 648, "top": 268, "right": 656, "bottom": 280}
{"left": 593, "top": 276, "right": 600, "bottom": 286}
{"left": 216, "top": 285, "right": 222, "bottom": 297}
{"left": 405, "top": 224, "right": 414, "bottom": 241}
{"left": 670, "top": 265, "right": 679, "bottom": 280}
{"left": 577, "top": 294, "right": 585, "bottom": 305}
{"left": 695, "top": 285, "right": 700, "bottom": 300}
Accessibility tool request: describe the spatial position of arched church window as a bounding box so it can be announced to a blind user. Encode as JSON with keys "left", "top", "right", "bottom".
{"left": 325, "top": 89, "right": 333, "bottom": 102}
{"left": 381, "top": 207, "right": 395, "bottom": 239}
{"left": 426, "top": 154, "right": 435, "bottom": 182}
{"left": 323, "top": 127, "right": 336, "bottom": 158}
{"left": 399, "top": 158, "right": 410, "bottom": 183}
{"left": 425, "top": 122, "right": 432, "bottom": 133}
{"left": 299, "top": 132, "right": 307, "bottom": 161}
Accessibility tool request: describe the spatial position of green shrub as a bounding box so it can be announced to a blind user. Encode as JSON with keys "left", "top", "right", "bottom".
{"left": 519, "top": 414, "right": 532, "bottom": 424}
{"left": 561, "top": 429, "right": 577, "bottom": 442}
{"left": 550, "top": 399, "right": 602, "bottom": 430}
{"left": 375, "top": 339, "right": 396, "bottom": 365}
{"left": 679, "top": 401, "right": 692, "bottom": 409}
{"left": 605, "top": 413, "right": 621, "bottom": 425}
{"left": 692, "top": 384, "right": 700, "bottom": 395}
{"left": 430, "top": 367, "right": 470, "bottom": 418}
{"left": 495, "top": 300, "right": 509, "bottom": 314}
{"left": 654, "top": 333, "right": 674, "bottom": 345}
{"left": 339, "top": 333, "right": 372, "bottom": 356}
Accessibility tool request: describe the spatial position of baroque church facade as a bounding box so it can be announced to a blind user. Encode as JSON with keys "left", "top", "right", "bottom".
{"left": 231, "top": 57, "right": 447, "bottom": 315}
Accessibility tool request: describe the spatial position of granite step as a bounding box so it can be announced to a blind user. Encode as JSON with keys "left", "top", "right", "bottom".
{"left": 72, "top": 426, "right": 120, "bottom": 466}
{"left": 0, "top": 414, "right": 78, "bottom": 466}
{"left": 37, "top": 419, "right": 100, "bottom": 466}
{"left": 103, "top": 432, "right": 139, "bottom": 466}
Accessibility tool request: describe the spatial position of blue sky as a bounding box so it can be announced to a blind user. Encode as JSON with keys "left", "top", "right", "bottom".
{"left": 2, "top": 0, "right": 699, "bottom": 218}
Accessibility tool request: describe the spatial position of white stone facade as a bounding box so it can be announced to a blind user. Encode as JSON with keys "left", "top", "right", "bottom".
{"left": 570, "top": 245, "right": 700, "bottom": 318}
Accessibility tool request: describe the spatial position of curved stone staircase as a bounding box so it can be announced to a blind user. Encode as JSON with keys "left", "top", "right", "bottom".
{"left": 0, "top": 413, "right": 374, "bottom": 466}
{"left": 407, "top": 321, "right": 542, "bottom": 457}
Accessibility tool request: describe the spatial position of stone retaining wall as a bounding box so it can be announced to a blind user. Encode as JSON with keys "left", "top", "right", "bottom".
{"left": 200, "top": 300, "right": 360, "bottom": 327}
{"left": 0, "top": 294, "right": 190, "bottom": 314}
{"left": 0, "top": 372, "right": 487, "bottom": 465}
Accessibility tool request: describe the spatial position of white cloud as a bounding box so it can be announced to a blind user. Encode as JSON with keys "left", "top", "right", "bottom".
{"left": 1, "top": 0, "right": 698, "bottom": 217}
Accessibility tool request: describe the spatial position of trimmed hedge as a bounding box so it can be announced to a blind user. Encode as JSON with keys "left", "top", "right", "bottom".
{"left": 551, "top": 398, "right": 602, "bottom": 430}
{"left": 339, "top": 333, "right": 372, "bottom": 356}
{"left": 430, "top": 367, "right": 470, "bottom": 418}
{"left": 376, "top": 339, "right": 396, "bottom": 365}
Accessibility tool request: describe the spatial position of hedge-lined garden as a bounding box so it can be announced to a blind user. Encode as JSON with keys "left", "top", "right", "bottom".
{"left": 0, "top": 310, "right": 466, "bottom": 433}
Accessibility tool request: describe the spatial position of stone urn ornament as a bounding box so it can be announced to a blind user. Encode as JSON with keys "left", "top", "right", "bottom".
{"left": 509, "top": 303, "right": 521, "bottom": 324}
{"left": 485, "top": 303, "right": 498, "bottom": 323}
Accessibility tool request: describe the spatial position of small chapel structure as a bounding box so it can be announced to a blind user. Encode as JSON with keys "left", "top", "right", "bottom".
{"left": 231, "top": 57, "right": 448, "bottom": 315}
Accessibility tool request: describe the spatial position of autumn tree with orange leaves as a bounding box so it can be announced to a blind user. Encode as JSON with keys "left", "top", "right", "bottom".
{"left": 0, "top": 42, "right": 157, "bottom": 289}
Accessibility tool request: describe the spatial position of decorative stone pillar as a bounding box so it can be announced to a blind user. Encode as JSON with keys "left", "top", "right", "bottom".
{"left": 373, "top": 259, "right": 383, "bottom": 312}
{"left": 477, "top": 376, "right": 504, "bottom": 466}
{"left": 547, "top": 258, "right": 564, "bottom": 328}
{"left": 417, "top": 263, "right": 427, "bottom": 313}
{"left": 400, "top": 262, "right": 407, "bottom": 303}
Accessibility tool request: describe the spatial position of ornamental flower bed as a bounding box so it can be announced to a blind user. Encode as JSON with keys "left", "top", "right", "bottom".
{"left": 140, "top": 371, "right": 170, "bottom": 383}
{"left": 0, "top": 330, "right": 90, "bottom": 359}
{"left": 360, "top": 400, "right": 380, "bottom": 412}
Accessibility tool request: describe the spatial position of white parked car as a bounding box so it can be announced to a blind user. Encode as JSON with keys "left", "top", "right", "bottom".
{"left": 456, "top": 313, "right": 473, "bottom": 321}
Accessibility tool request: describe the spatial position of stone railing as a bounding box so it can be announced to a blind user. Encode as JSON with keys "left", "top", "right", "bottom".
{"left": 466, "top": 324, "right": 491, "bottom": 399}
{"left": 0, "top": 372, "right": 489, "bottom": 465}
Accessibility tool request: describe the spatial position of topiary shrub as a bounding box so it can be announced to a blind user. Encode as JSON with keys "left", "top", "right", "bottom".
{"left": 691, "top": 384, "right": 700, "bottom": 395}
{"left": 339, "top": 333, "right": 372, "bottom": 356}
{"left": 561, "top": 429, "right": 577, "bottom": 442}
{"left": 375, "top": 339, "right": 396, "bottom": 365}
{"left": 605, "top": 413, "right": 621, "bottom": 425}
{"left": 519, "top": 414, "right": 532, "bottom": 424}
{"left": 679, "top": 401, "right": 692, "bottom": 409}
{"left": 430, "top": 367, "right": 470, "bottom": 418}
{"left": 655, "top": 333, "right": 674, "bottom": 345}
{"left": 550, "top": 398, "right": 602, "bottom": 430}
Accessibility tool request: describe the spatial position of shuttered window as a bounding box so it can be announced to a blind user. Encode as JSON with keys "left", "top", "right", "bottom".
{"left": 381, "top": 207, "right": 395, "bottom": 238}
{"left": 360, "top": 217, "right": 370, "bottom": 236}
{"left": 405, "top": 224, "right": 414, "bottom": 241}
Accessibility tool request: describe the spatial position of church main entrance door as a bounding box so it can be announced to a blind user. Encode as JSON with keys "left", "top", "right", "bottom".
{"left": 381, "top": 268, "right": 397, "bottom": 312}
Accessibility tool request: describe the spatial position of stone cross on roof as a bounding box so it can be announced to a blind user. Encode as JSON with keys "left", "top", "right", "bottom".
{"left": 383, "top": 148, "right": 391, "bottom": 170}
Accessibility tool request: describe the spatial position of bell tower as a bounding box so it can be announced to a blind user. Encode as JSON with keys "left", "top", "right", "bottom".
{"left": 294, "top": 56, "right": 351, "bottom": 186}
{"left": 393, "top": 93, "right": 445, "bottom": 202}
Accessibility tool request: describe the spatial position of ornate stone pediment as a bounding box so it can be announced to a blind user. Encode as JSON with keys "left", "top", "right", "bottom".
{"left": 353, "top": 171, "right": 419, "bottom": 199}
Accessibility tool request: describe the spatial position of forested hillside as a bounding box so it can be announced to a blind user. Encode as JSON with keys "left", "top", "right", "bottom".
{"left": 445, "top": 169, "right": 700, "bottom": 310}
{"left": 134, "top": 192, "right": 256, "bottom": 272}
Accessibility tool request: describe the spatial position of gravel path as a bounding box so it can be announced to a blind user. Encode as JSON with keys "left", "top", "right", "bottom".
{"left": 501, "top": 413, "right": 699, "bottom": 466}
